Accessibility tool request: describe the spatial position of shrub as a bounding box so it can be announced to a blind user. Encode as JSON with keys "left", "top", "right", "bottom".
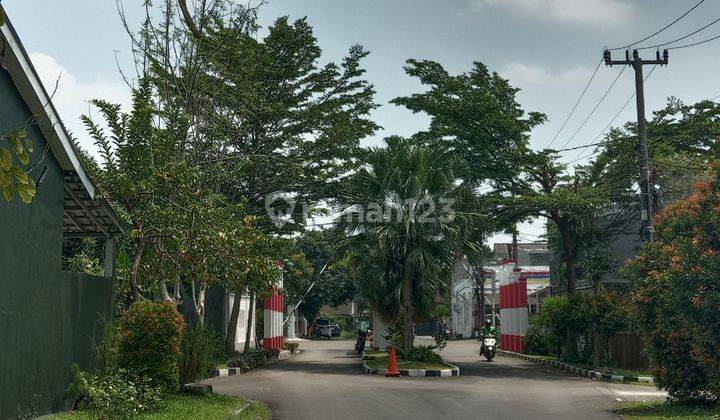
{"left": 625, "top": 172, "right": 720, "bottom": 403}
{"left": 522, "top": 322, "right": 549, "bottom": 356}
{"left": 535, "top": 293, "right": 632, "bottom": 362}
{"left": 67, "top": 364, "right": 162, "bottom": 419}
{"left": 95, "top": 320, "right": 119, "bottom": 376}
{"left": 282, "top": 342, "right": 299, "bottom": 354}
{"left": 227, "top": 349, "right": 267, "bottom": 372}
{"left": 263, "top": 348, "right": 281, "bottom": 359}
{"left": 116, "top": 301, "right": 185, "bottom": 392}
{"left": 406, "top": 345, "right": 442, "bottom": 364}
{"left": 179, "top": 325, "right": 221, "bottom": 384}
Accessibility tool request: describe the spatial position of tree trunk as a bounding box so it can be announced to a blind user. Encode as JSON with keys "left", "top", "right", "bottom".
{"left": 565, "top": 256, "right": 577, "bottom": 295}
{"left": 557, "top": 220, "right": 578, "bottom": 295}
{"left": 158, "top": 279, "right": 172, "bottom": 302}
{"left": 191, "top": 280, "right": 206, "bottom": 326}
{"left": 402, "top": 273, "right": 414, "bottom": 355}
{"left": 173, "top": 277, "right": 182, "bottom": 305}
{"left": 243, "top": 292, "right": 255, "bottom": 353}
{"left": 226, "top": 289, "right": 241, "bottom": 354}
{"left": 130, "top": 239, "right": 144, "bottom": 301}
{"left": 592, "top": 330, "right": 601, "bottom": 367}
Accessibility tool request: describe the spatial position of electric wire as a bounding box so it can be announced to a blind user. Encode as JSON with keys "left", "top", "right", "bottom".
{"left": 667, "top": 32, "right": 720, "bottom": 49}
{"left": 608, "top": 0, "right": 706, "bottom": 50}
{"left": 557, "top": 65, "right": 627, "bottom": 150}
{"left": 567, "top": 65, "right": 658, "bottom": 165}
{"left": 547, "top": 59, "right": 603, "bottom": 147}
{"left": 637, "top": 16, "right": 720, "bottom": 50}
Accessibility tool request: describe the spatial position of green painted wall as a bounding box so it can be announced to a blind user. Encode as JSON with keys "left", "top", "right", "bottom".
{"left": 0, "top": 66, "right": 114, "bottom": 418}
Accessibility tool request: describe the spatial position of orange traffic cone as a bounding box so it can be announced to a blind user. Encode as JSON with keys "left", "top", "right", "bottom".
{"left": 385, "top": 346, "right": 401, "bottom": 377}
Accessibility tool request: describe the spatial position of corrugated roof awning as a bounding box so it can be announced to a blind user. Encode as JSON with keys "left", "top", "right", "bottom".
{"left": 63, "top": 172, "right": 123, "bottom": 238}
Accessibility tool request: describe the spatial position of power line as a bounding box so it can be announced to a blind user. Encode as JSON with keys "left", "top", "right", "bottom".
{"left": 557, "top": 66, "right": 627, "bottom": 150}
{"left": 547, "top": 59, "right": 603, "bottom": 147}
{"left": 667, "top": 32, "right": 720, "bottom": 49}
{"left": 638, "top": 16, "right": 720, "bottom": 50}
{"left": 567, "top": 65, "right": 658, "bottom": 165}
{"left": 608, "top": 0, "right": 706, "bottom": 50}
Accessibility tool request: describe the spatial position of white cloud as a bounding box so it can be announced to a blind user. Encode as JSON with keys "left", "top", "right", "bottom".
{"left": 472, "top": 0, "right": 633, "bottom": 26}
{"left": 501, "top": 62, "right": 591, "bottom": 86}
{"left": 29, "top": 52, "right": 131, "bottom": 157}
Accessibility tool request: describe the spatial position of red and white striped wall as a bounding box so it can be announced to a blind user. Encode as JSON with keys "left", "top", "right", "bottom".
{"left": 499, "top": 268, "right": 528, "bottom": 353}
{"left": 263, "top": 261, "right": 284, "bottom": 350}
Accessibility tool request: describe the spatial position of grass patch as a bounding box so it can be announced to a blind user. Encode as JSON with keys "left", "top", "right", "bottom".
{"left": 362, "top": 351, "right": 453, "bottom": 371}
{"left": 338, "top": 330, "right": 357, "bottom": 339}
{"left": 51, "top": 393, "right": 271, "bottom": 419}
{"left": 522, "top": 354, "right": 651, "bottom": 378}
{"left": 615, "top": 401, "right": 720, "bottom": 419}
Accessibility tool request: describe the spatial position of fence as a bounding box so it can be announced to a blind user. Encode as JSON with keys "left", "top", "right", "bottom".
{"left": 0, "top": 272, "right": 114, "bottom": 418}
{"left": 610, "top": 333, "right": 649, "bottom": 370}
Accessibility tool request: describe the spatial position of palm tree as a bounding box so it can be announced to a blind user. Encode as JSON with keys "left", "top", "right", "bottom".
{"left": 337, "top": 137, "right": 478, "bottom": 354}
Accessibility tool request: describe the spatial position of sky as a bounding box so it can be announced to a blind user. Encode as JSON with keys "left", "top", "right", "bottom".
{"left": 5, "top": 0, "right": 720, "bottom": 245}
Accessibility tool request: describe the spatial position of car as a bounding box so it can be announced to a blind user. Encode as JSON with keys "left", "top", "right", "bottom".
{"left": 314, "top": 319, "right": 341, "bottom": 338}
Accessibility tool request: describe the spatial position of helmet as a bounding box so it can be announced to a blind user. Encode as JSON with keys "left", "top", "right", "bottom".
{"left": 484, "top": 319, "right": 492, "bottom": 327}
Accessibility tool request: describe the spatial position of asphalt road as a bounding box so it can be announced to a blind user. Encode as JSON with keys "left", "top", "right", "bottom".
{"left": 205, "top": 338, "right": 665, "bottom": 420}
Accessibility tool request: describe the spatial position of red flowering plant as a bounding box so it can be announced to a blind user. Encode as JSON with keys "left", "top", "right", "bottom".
{"left": 624, "top": 166, "right": 720, "bottom": 403}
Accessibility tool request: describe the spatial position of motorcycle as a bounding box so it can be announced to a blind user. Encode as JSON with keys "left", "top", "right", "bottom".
{"left": 480, "top": 336, "right": 497, "bottom": 362}
{"left": 355, "top": 329, "right": 368, "bottom": 355}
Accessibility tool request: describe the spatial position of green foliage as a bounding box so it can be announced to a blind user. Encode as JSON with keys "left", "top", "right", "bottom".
{"left": 189, "top": 15, "right": 378, "bottom": 229}
{"left": 66, "top": 364, "right": 162, "bottom": 419}
{"left": 0, "top": 129, "right": 36, "bottom": 204}
{"left": 263, "top": 348, "right": 281, "bottom": 359}
{"left": 62, "top": 238, "right": 104, "bottom": 276}
{"left": 391, "top": 59, "right": 545, "bottom": 184}
{"left": 282, "top": 342, "right": 299, "bottom": 354}
{"left": 338, "top": 137, "right": 480, "bottom": 353}
{"left": 227, "top": 349, "right": 267, "bottom": 372}
{"left": 116, "top": 301, "right": 185, "bottom": 393}
{"left": 382, "top": 324, "right": 405, "bottom": 354}
{"left": 283, "top": 230, "right": 356, "bottom": 327}
{"left": 95, "top": 321, "right": 119, "bottom": 376}
{"left": 406, "top": 345, "right": 443, "bottom": 364}
{"left": 522, "top": 322, "right": 549, "bottom": 356}
{"left": 625, "top": 169, "right": 720, "bottom": 403}
{"left": 178, "top": 325, "right": 221, "bottom": 384}
{"left": 535, "top": 293, "right": 632, "bottom": 362}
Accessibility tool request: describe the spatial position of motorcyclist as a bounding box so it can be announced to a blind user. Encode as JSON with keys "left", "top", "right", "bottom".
{"left": 479, "top": 319, "right": 498, "bottom": 353}
{"left": 481, "top": 319, "right": 497, "bottom": 339}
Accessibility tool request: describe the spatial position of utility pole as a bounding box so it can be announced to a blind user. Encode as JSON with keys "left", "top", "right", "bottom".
{"left": 603, "top": 48, "right": 668, "bottom": 242}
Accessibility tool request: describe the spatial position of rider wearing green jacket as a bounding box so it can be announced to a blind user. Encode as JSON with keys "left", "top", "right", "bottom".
{"left": 481, "top": 319, "right": 497, "bottom": 338}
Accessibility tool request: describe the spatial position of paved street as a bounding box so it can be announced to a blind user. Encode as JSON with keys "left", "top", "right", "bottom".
{"left": 206, "top": 339, "right": 665, "bottom": 420}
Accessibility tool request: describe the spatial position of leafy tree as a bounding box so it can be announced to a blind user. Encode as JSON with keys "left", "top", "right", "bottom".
{"left": 181, "top": 15, "right": 378, "bottom": 231}
{"left": 625, "top": 167, "right": 720, "bottom": 403}
{"left": 505, "top": 151, "right": 636, "bottom": 294}
{"left": 392, "top": 59, "right": 545, "bottom": 185}
{"left": 283, "top": 230, "right": 356, "bottom": 332}
{"left": 337, "top": 137, "right": 478, "bottom": 354}
{"left": 0, "top": 129, "right": 36, "bottom": 203}
{"left": 82, "top": 80, "right": 191, "bottom": 301}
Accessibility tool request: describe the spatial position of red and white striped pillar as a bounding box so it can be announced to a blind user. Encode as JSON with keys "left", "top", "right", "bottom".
{"left": 263, "top": 261, "right": 284, "bottom": 350}
{"left": 500, "top": 269, "right": 528, "bottom": 353}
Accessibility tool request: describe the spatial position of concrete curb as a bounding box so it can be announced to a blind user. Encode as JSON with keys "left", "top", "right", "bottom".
{"left": 212, "top": 349, "right": 300, "bottom": 377}
{"left": 361, "top": 359, "right": 460, "bottom": 377}
{"left": 498, "top": 350, "right": 654, "bottom": 384}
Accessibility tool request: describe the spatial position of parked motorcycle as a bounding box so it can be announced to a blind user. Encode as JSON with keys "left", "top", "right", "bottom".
{"left": 355, "top": 329, "right": 368, "bottom": 355}
{"left": 480, "top": 336, "right": 497, "bottom": 362}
